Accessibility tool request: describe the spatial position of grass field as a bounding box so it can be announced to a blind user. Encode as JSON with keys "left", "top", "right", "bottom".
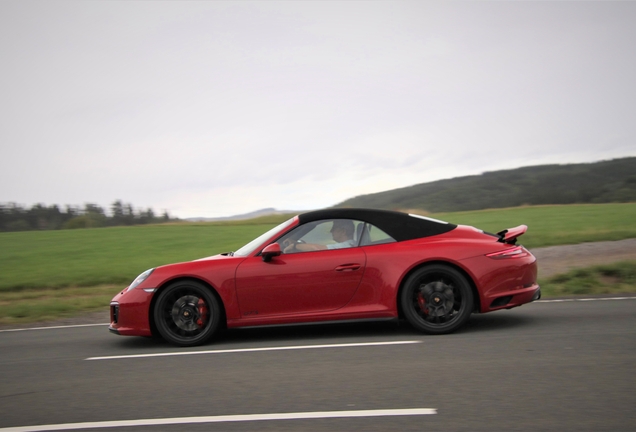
{"left": 0, "top": 285, "right": 118, "bottom": 325}
{"left": 539, "top": 261, "right": 636, "bottom": 297}
{"left": 432, "top": 203, "right": 636, "bottom": 248}
{"left": 1, "top": 203, "right": 635, "bottom": 324}
{"left": 0, "top": 223, "right": 271, "bottom": 291}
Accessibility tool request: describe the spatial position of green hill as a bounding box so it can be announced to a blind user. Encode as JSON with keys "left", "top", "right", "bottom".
{"left": 337, "top": 157, "right": 636, "bottom": 212}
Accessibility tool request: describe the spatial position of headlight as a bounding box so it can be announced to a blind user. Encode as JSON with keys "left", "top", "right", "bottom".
{"left": 127, "top": 268, "right": 154, "bottom": 291}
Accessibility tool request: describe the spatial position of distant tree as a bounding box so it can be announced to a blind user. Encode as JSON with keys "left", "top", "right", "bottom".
{"left": 64, "top": 216, "right": 87, "bottom": 229}
{"left": 124, "top": 203, "right": 135, "bottom": 225}
{"left": 6, "top": 220, "right": 31, "bottom": 231}
{"left": 65, "top": 205, "right": 79, "bottom": 219}
{"left": 111, "top": 200, "right": 124, "bottom": 226}
{"left": 138, "top": 208, "right": 155, "bottom": 224}
{"left": 1, "top": 200, "right": 175, "bottom": 231}
{"left": 80, "top": 203, "right": 107, "bottom": 227}
{"left": 83, "top": 203, "right": 105, "bottom": 216}
{"left": 0, "top": 203, "right": 31, "bottom": 231}
{"left": 25, "top": 203, "right": 65, "bottom": 230}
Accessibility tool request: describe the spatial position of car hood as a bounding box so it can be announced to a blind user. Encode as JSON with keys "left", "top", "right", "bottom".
{"left": 194, "top": 253, "right": 236, "bottom": 262}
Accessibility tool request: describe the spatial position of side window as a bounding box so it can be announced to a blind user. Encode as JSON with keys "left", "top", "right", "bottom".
{"left": 359, "top": 223, "right": 396, "bottom": 246}
{"left": 298, "top": 220, "right": 332, "bottom": 244}
{"left": 278, "top": 219, "right": 364, "bottom": 253}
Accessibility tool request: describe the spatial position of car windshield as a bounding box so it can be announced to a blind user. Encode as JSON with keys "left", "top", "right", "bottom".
{"left": 233, "top": 217, "right": 296, "bottom": 257}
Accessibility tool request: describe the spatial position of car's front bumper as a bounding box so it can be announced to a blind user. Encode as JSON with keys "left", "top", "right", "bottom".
{"left": 109, "top": 288, "right": 154, "bottom": 337}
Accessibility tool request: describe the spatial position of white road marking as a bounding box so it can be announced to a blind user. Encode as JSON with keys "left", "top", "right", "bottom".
{"left": 0, "top": 323, "right": 108, "bottom": 333}
{"left": 536, "top": 297, "right": 636, "bottom": 303}
{"left": 86, "top": 340, "right": 422, "bottom": 361}
{"left": 0, "top": 408, "right": 437, "bottom": 431}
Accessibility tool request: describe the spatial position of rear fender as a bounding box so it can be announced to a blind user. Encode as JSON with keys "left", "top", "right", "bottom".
{"left": 396, "top": 260, "right": 482, "bottom": 318}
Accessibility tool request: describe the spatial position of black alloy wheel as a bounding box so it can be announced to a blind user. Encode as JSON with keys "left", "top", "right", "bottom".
{"left": 154, "top": 280, "right": 221, "bottom": 346}
{"left": 400, "top": 264, "right": 474, "bottom": 334}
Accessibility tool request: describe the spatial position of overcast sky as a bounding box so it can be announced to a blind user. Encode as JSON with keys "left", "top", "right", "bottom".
{"left": 1, "top": 1, "right": 635, "bottom": 218}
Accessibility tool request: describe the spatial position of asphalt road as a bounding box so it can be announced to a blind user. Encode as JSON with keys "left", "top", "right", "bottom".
{"left": 1, "top": 298, "right": 635, "bottom": 431}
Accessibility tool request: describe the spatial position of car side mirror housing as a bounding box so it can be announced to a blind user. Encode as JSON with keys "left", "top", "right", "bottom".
{"left": 261, "top": 243, "right": 282, "bottom": 262}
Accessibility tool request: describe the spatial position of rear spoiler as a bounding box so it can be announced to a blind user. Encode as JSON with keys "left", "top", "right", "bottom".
{"left": 496, "top": 225, "right": 527, "bottom": 245}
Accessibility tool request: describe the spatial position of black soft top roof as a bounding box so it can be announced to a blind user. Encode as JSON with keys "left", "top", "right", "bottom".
{"left": 298, "top": 208, "right": 456, "bottom": 242}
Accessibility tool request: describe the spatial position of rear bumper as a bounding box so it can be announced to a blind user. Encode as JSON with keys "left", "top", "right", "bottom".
{"left": 483, "top": 284, "right": 541, "bottom": 312}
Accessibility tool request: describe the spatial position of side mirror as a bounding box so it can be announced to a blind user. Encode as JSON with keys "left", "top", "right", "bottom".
{"left": 261, "top": 243, "right": 282, "bottom": 262}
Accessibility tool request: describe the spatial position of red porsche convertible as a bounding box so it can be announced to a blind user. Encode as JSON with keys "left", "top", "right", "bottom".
{"left": 110, "top": 208, "right": 540, "bottom": 346}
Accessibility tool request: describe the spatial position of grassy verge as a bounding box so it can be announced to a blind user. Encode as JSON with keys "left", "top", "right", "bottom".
{"left": 0, "top": 285, "right": 120, "bottom": 326}
{"left": 538, "top": 261, "right": 636, "bottom": 297}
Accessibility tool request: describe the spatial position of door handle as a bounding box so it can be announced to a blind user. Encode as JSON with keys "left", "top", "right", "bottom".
{"left": 335, "top": 264, "right": 361, "bottom": 272}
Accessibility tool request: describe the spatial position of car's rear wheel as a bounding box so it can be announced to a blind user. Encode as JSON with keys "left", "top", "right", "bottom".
{"left": 400, "top": 264, "right": 473, "bottom": 334}
{"left": 154, "top": 280, "right": 221, "bottom": 346}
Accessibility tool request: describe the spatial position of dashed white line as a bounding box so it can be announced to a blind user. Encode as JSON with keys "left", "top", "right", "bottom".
{"left": 85, "top": 340, "right": 423, "bottom": 361}
{"left": 0, "top": 408, "right": 437, "bottom": 431}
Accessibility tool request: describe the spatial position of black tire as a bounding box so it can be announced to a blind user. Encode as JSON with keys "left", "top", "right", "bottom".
{"left": 153, "top": 280, "right": 221, "bottom": 346}
{"left": 400, "top": 264, "right": 474, "bottom": 335}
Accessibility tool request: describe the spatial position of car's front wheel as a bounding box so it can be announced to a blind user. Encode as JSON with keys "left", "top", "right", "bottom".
{"left": 400, "top": 264, "right": 474, "bottom": 334}
{"left": 154, "top": 280, "right": 221, "bottom": 346}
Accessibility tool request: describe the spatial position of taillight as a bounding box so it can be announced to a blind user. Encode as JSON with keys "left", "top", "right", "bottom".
{"left": 486, "top": 246, "right": 529, "bottom": 259}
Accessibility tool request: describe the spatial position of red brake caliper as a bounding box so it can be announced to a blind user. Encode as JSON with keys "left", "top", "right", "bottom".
{"left": 417, "top": 293, "right": 428, "bottom": 313}
{"left": 196, "top": 298, "right": 208, "bottom": 328}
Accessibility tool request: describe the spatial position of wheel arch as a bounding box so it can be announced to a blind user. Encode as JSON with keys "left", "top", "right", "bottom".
{"left": 396, "top": 260, "right": 481, "bottom": 319}
{"left": 148, "top": 276, "right": 228, "bottom": 337}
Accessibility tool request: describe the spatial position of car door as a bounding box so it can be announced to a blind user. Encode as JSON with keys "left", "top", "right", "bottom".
{"left": 234, "top": 219, "right": 366, "bottom": 317}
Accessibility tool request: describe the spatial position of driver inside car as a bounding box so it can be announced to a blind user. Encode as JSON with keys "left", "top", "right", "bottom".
{"left": 283, "top": 220, "right": 356, "bottom": 253}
